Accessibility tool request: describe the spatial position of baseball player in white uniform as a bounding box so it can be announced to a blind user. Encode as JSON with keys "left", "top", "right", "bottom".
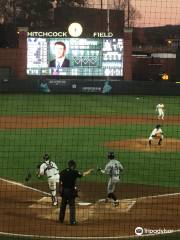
{"left": 99, "top": 152, "right": 123, "bottom": 206}
{"left": 149, "top": 124, "right": 164, "bottom": 146}
{"left": 156, "top": 103, "right": 165, "bottom": 120}
{"left": 37, "top": 154, "right": 60, "bottom": 206}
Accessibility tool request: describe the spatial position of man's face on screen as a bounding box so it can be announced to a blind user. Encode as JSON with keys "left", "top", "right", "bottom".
{"left": 55, "top": 44, "right": 66, "bottom": 59}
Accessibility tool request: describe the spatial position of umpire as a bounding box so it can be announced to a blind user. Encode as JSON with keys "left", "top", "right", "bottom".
{"left": 59, "top": 160, "right": 93, "bottom": 225}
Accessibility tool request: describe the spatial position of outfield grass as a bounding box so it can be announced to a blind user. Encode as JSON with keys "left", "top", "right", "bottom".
{"left": 0, "top": 94, "right": 180, "bottom": 116}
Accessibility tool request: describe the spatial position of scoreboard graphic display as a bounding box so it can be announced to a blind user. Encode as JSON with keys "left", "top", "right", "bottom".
{"left": 27, "top": 38, "right": 123, "bottom": 77}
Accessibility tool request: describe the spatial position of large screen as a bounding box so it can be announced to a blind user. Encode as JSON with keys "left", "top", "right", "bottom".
{"left": 27, "top": 38, "right": 123, "bottom": 77}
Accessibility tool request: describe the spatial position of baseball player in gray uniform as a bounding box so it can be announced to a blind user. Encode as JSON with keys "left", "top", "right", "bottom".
{"left": 37, "top": 154, "right": 60, "bottom": 206}
{"left": 99, "top": 152, "right": 123, "bottom": 206}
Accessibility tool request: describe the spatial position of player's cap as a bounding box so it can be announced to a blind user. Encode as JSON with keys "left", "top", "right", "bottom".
{"left": 68, "top": 160, "right": 76, "bottom": 169}
{"left": 108, "top": 152, "right": 115, "bottom": 160}
{"left": 156, "top": 124, "right": 161, "bottom": 128}
{"left": 43, "top": 153, "right": 50, "bottom": 161}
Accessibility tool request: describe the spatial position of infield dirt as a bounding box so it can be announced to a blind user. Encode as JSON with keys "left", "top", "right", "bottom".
{"left": 0, "top": 179, "right": 180, "bottom": 238}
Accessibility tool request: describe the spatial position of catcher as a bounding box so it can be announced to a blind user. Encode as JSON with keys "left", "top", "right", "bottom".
{"left": 148, "top": 124, "right": 164, "bottom": 146}
{"left": 37, "top": 154, "right": 60, "bottom": 206}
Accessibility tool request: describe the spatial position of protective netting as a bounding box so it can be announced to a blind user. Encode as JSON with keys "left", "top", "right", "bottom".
{"left": 0, "top": 94, "right": 180, "bottom": 239}
{"left": 89, "top": 0, "right": 180, "bottom": 27}
{"left": 0, "top": 0, "right": 180, "bottom": 240}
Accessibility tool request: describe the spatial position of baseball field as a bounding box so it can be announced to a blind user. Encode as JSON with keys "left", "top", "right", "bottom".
{"left": 0, "top": 93, "right": 180, "bottom": 240}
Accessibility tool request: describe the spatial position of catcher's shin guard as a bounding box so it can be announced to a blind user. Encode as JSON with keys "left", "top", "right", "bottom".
{"left": 51, "top": 196, "right": 58, "bottom": 206}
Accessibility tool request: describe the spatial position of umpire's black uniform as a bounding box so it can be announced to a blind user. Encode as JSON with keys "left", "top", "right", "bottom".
{"left": 59, "top": 160, "right": 83, "bottom": 225}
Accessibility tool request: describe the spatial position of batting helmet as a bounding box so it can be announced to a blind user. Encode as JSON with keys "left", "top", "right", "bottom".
{"left": 68, "top": 160, "right": 76, "bottom": 169}
{"left": 43, "top": 154, "right": 50, "bottom": 161}
{"left": 108, "top": 152, "right": 115, "bottom": 160}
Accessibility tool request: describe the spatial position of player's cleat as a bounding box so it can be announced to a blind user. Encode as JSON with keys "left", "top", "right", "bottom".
{"left": 105, "top": 198, "right": 111, "bottom": 203}
{"left": 149, "top": 140, "right": 151, "bottom": 146}
{"left": 51, "top": 196, "right": 58, "bottom": 206}
{"left": 52, "top": 201, "right": 58, "bottom": 206}
{"left": 112, "top": 200, "right": 119, "bottom": 207}
{"left": 70, "top": 221, "right": 77, "bottom": 225}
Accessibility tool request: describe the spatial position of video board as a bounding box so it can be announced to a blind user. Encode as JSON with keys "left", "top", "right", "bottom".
{"left": 27, "top": 38, "right": 123, "bottom": 77}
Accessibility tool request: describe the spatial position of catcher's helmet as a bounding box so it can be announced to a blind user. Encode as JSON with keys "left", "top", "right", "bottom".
{"left": 108, "top": 152, "right": 115, "bottom": 160}
{"left": 43, "top": 153, "right": 50, "bottom": 161}
{"left": 68, "top": 160, "right": 76, "bottom": 169}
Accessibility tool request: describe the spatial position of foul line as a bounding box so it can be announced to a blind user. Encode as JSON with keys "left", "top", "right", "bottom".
{"left": 0, "top": 230, "right": 180, "bottom": 240}
{"left": 0, "top": 177, "right": 51, "bottom": 196}
{"left": 0, "top": 231, "right": 136, "bottom": 239}
{"left": 0, "top": 177, "right": 180, "bottom": 239}
{"left": 134, "top": 191, "right": 180, "bottom": 202}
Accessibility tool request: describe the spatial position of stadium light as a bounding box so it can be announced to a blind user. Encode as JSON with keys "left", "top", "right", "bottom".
{"left": 167, "top": 39, "right": 172, "bottom": 44}
{"left": 161, "top": 73, "right": 169, "bottom": 81}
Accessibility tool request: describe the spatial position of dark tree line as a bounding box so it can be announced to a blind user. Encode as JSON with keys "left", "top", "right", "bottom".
{"left": 0, "top": 0, "right": 88, "bottom": 46}
{"left": 0, "top": 0, "right": 88, "bottom": 28}
{"left": 0, "top": 0, "right": 138, "bottom": 47}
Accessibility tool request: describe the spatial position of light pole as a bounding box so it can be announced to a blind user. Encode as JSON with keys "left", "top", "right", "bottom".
{"left": 127, "top": 0, "right": 130, "bottom": 28}
{"left": 107, "top": 0, "right": 109, "bottom": 32}
{"left": 12, "top": 0, "right": 16, "bottom": 26}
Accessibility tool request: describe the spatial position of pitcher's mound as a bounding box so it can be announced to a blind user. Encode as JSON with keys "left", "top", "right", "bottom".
{"left": 104, "top": 138, "right": 180, "bottom": 152}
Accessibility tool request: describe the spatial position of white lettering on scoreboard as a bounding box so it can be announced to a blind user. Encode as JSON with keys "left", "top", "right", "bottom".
{"left": 93, "top": 32, "right": 113, "bottom": 37}
{"left": 27, "top": 32, "right": 68, "bottom": 37}
{"left": 27, "top": 31, "right": 114, "bottom": 38}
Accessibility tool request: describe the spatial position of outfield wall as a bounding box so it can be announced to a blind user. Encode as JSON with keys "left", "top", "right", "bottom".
{"left": 0, "top": 78, "right": 180, "bottom": 95}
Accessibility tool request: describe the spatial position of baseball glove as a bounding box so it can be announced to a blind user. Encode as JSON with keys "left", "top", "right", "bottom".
{"left": 37, "top": 163, "right": 41, "bottom": 169}
{"left": 97, "top": 167, "right": 102, "bottom": 172}
{"left": 25, "top": 172, "right": 32, "bottom": 182}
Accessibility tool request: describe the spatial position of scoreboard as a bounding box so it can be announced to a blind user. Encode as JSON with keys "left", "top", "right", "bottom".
{"left": 27, "top": 38, "right": 123, "bottom": 77}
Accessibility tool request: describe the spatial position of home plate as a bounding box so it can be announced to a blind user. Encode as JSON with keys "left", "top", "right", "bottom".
{"left": 97, "top": 198, "right": 136, "bottom": 212}
{"left": 120, "top": 199, "right": 136, "bottom": 212}
{"left": 77, "top": 202, "right": 92, "bottom": 206}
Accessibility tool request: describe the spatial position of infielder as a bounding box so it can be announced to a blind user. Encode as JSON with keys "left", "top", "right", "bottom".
{"left": 149, "top": 124, "right": 164, "bottom": 146}
{"left": 37, "top": 154, "right": 60, "bottom": 206}
{"left": 99, "top": 152, "right": 123, "bottom": 206}
{"left": 156, "top": 103, "right": 165, "bottom": 120}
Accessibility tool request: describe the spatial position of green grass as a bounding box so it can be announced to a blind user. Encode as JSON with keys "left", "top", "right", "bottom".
{"left": 0, "top": 124, "right": 180, "bottom": 188}
{"left": 0, "top": 94, "right": 180, "bottom": 116}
